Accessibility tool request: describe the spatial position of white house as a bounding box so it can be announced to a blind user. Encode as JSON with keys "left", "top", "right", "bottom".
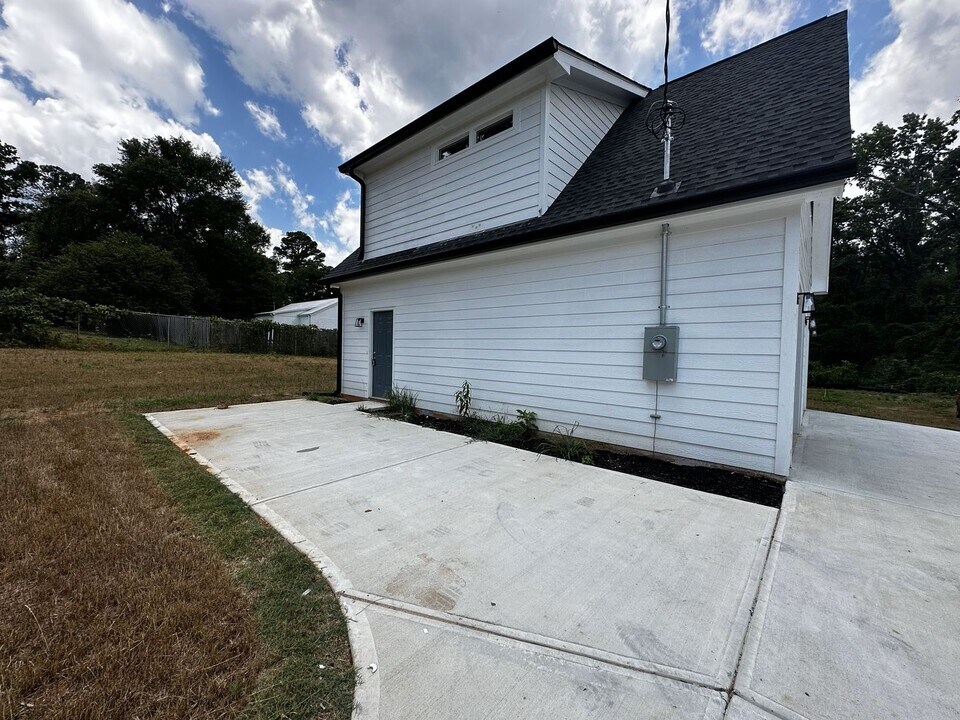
{"left": 254, "top": 298, "right": 339, "bottom": 330}
{"left": 322, "top": 14, "right": 854, "bottom": 477}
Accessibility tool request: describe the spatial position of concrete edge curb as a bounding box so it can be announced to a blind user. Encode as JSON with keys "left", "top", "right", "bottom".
{"left": 143, "top": 413, "right": 381, "bottom": 720}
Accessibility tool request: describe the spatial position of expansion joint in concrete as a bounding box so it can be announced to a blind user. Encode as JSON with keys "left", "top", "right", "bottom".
{"left": 250, "top": 444, "right": 466, "bottom": 506}
{"left": 341, "top": 588, "right": 728, "bottom": 694}
{"left": 720, "top": 500, "right": 787, "bottom": 720}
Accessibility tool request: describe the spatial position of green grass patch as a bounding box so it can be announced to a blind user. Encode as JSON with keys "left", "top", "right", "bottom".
{"left": 808, "top": 387, "right": 960, "bottom": 432}
{"left": 52, "top": 328, "right": 189, "bottom": 352}
{"left": 123, "top": 413, "right": 356, "bottom": 719}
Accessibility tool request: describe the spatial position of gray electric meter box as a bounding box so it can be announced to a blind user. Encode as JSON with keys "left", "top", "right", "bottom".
{"left": 642, "top": 325, "right": 679, "bottom": 382}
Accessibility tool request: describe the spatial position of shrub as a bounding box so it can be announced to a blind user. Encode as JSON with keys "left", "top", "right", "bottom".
{"left": 808, "top": 360, "right": 861, "bottom": 388}
{"left": 384, "top": 386, "right": 418, "bottom": 419}
{"left": 809, "top": 357, "right": 960, "bottom": 394}
{"left": 0, "top": 289, "right": 52, "bottom": 346}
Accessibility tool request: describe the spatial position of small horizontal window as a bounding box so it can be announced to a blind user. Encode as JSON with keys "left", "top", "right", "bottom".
{"left": 438, "top": 135, "right": 469, "bottom": 160}
{"left": 476, "top": 113, "right": 513, "bottom": 143}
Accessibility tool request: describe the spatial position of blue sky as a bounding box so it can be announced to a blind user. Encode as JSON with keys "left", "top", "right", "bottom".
{"left": 1, "top": 0, "right": 958, "bottom": 265}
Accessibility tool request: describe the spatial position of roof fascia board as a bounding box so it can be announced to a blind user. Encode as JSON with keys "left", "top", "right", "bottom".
{"left": 553, "top": 48, "right": 649, "bottom": 101}
{"left": 554, "top": 42, "right": 651, "bottom": 94}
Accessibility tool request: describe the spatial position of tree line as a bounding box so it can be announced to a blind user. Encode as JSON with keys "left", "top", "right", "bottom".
{"left": 811, "top": 110, "right": 960, "bottom": 392}
{"left": 0, "top": 136, "right": 331, "bottom": 318}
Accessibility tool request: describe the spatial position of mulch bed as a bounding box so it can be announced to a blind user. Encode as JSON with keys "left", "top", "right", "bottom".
{"left": 367, "top": 409, "right": 783, "bottom": 508}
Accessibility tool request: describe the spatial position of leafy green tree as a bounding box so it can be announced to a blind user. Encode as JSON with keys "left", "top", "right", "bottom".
{"left": 23, "top": 183, "right": 104, "bottom": 262}
{"left": 0, "top": 141, "right": 37, "bottom": 244}
{"left": 80, "top": 136, "right": 278, "bottom": 316}
{"left": 35, "top": 232, "right": 192, "bottom": 313}
{"left": 272, "top": 230, "right": 331, "bottom": 304}
{"left": 813, "top": 109, "right": 960, "bottom": 389}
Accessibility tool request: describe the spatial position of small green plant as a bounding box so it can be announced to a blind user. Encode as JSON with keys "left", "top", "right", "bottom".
{"left": 515, "top": 409, "right": 538, "bottom": 440}
{"left": 540, "top": 422, "right": 593, "bottom": 465}
{"left": 455, "top": 380, "right": 472, "bottom": 417}
{"left": 463, "top": 408, "right": 538, "bottom": 445}
{"left": 384, "top": 386, "right": 418, "bottom": 419}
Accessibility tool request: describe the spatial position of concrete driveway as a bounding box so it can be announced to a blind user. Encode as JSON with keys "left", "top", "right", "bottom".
{"left": 731, "top": 411, "right": 960, "bottom": 720}
{"left": 149, "top": 400, "right": 775, "bottom": 719}
{"left": 147, "top": 402, "right": 960, "bottom": 720}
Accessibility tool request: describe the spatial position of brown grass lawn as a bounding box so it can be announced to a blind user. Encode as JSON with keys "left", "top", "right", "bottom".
{"left": 0, "top": 344, "right": 352, "bottom": 719}
{"left": 807, "top": 387, "right": 960, "bottom": 432}
{"left": 1, "top": 345, "right": 336, "bottom": 417}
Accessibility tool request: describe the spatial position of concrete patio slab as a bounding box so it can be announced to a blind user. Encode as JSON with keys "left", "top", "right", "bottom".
{"left": 792, "top": 410, "right": 960, "bottom": 516}
{"left": 153, "top": 399, "right": 467, "bottom": 502}
{"left": 735, "top": 413, "right": 960, "bottom": 720}
{"left": 149, "top": 399, "right": 777, "bottom": 717}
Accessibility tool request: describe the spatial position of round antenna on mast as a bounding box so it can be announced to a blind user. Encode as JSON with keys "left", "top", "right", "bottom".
{"left": 647, "top": 0, "right": 685, "bottom": 197}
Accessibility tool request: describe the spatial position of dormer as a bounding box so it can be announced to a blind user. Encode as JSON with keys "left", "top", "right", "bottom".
{"left": 339, "top": 39, "right": 648, "bottom": 262}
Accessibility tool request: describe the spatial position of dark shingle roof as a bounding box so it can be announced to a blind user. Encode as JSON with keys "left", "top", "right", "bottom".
{"left": 325, "top": 12, "right": 853, "bottom": 284}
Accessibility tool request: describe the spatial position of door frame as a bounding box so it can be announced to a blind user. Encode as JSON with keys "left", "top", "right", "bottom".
{"left": 368, "top": 307, "right": 395, "bottom": 399}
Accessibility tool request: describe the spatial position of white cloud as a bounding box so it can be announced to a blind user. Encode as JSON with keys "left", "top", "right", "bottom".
{"left": 0, "top": 0, "right": 218, "bottom": 176}
{"left": 178, "top": 0, "right": 418, "bottom": 158}
{"left": 318, "top": 191, "right": 360, "bottom": 265}
{"left": 240, "top": 161, "right": 359, "bottom": 264}
{"left": 266, "top": 226, "right": 284, "bottom": 251}
{"left": 238, "top": 167, "right": 276, "bottom": 218}
{"left": 177, "top": 0, "right": 678, "bottom": 159}
{"left": 244, "top": 100, "right": 286, "bottom": 140}
{"left": 700, "top": 0, "right": 797, "bottom": 55}
{"left": 273, "top": 161, "right": 322, "bottom": 234}
{"left": 552, "top": 0, "right": 685, "bottom": 82}
{"left": 850, "top": 0, "right": 960, "bottom": 131}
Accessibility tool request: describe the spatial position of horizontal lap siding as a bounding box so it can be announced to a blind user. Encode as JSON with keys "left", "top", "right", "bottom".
{"left": 546, "top": 85, "right": 625, "bottom": 208}
{"left": 363, "top": 91, "right": 543, "bottom": 260}
{"left": 341, "top": 217, "right": 787, "bottom": 473}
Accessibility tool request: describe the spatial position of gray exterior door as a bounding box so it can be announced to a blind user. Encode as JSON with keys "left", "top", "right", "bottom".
{"left": 371, "top": 310, "right": 393, "bottom": 398}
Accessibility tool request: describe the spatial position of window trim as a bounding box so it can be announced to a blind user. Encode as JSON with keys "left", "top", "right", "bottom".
{"left": 437, "top": 134, "right": 470, "bottom": 161}
{"left": 476, "top": 112, "right": 514, "bottom": 143}
{"left": 432, "top": 104, "right": 519, "bottom": 167}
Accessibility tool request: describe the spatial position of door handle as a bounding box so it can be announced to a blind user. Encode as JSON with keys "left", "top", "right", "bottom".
{"left": 372, "top": 353, "right": 376, "bottom": 366}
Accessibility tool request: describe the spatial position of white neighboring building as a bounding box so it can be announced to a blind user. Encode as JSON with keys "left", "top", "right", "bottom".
{"left": 255, "top": 298, "right": 339, "bottom": 330}
{"left": 323, "top": 15, "right": 854, "bottom": 477}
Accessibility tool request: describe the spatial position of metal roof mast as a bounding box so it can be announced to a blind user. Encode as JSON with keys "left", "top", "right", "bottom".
{"left": 646, "top": 0, "right": 686, "bottom": 198}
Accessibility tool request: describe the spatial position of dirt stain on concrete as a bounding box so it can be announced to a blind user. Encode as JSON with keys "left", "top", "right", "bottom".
{"left": 181, "top": 429, "right": 221, "bottom": 444}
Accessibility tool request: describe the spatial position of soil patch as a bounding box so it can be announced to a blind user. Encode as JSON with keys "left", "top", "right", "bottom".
{"left": 370, "top": 409, "right": 783, "bottom": 508}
